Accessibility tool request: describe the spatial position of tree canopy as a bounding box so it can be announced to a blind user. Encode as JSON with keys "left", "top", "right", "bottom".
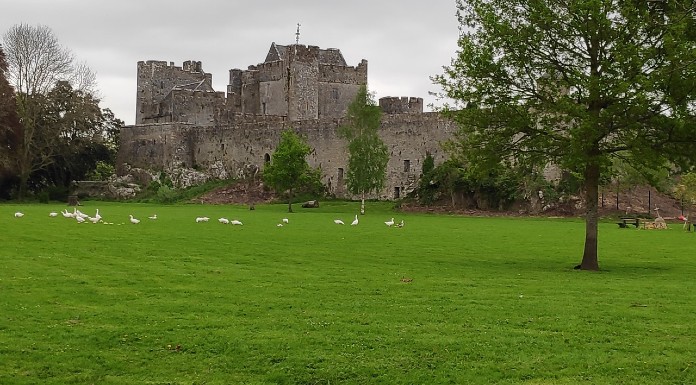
{"left": 1, "top": 24, "right": 113, "bottom": 199}
{"left": 340, "top": 85, "right": 389, "bottom": 214}
{"left": 263, "top": 129, "right": 322, "bottom": 212}
{"left": 434, "top": 0, "right": 696, "bottom": 270}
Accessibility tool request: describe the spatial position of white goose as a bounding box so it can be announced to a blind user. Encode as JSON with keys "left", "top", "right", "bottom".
{"left": 334, "top": 219, "right": 345, "bottom": 225}
{"left": 49, "top": 212, "right": 58, "bottom": 217}
{"left": 218, "top": 218, "right": 230, "bottom": 224}
{"left": 385, "top": 218, "right": 395, "bottom": 227}
{"left": 148, "top": 214, "right": 157, "bottom": 220}
{"left": 14, "top": 212, "right": 24, "bottom": 218}
{"left": 230, "top": 219, "right": 243, "bottom": 226}
{"left": 351, "top": 215, "right": 359, "bottom": 226}
{"left": 195, "top": 216, "right": 209, "bottom": 223}
{"left": 129, "top": 215, "right": 140, "bottom": 224}
{"left": 282, "top": 218, "right": 289, "bottom": 224}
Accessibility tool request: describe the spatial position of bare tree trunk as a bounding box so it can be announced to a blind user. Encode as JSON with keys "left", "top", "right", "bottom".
{"left": 579, "top": 162, "right": 600, "bottom": 270}
{"left": 360, "top": 192, "right": 365, "bottom": 215}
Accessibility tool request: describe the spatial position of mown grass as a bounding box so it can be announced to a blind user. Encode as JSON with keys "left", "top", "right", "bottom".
{"left": 1, "top": 201, "right": 695, "bottom": 384}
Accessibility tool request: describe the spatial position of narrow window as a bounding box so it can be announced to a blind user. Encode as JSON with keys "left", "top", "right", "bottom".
{"left": 403, "top": 160, "right": 411, "bottom": 173}
{"left": 394, "top": 187, "right": 401, "bottom": 199}
{"left": 264, "top": 153, "right": 271, "bottom": 163}
{"left": 338, "top": 168, "right": 344, "bottom": 181}
{"left": 262, "top": 102, "right": 267, "bottom": 115}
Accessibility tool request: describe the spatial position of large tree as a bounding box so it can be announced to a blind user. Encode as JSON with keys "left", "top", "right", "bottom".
{"left": 0, "top": 44, "right": 22, "bottom": 198}
{"left": 263, "top": 129, "right": 321, "bottom": 212}
{"left": 2, "top": 23, "right": 97, "bottom": 198}
{"left": 340, "top": 85, "right": 389, "bottom": 214}
{"left": 435, "top": 0, "right": 696, "bottom": 270}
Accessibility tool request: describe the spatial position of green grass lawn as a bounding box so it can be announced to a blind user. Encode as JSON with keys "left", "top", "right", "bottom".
{"left": 1, "top": 201, "right": 695, "bottom": 384}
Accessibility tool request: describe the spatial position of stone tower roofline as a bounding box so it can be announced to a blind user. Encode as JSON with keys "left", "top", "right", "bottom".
{"left": 265, "top": 42, "right": 349, "bottom": 66}
{"left": 137, "top": 60, "right": 206, "bottom": 74}
{"left": 379, "top": 96, "right": 424, "bottom": 114}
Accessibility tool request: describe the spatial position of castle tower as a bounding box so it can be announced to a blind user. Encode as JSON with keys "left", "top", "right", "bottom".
{"left": 227, "top": 42, "right": 368, "bottom": 121}
{"left": 136, "top": 60, "right": 213, "bottom": 124}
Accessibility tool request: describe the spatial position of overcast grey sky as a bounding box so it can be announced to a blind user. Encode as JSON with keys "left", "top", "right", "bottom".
{"left": 2, "top": 1, "right": 461, "bottom": 125}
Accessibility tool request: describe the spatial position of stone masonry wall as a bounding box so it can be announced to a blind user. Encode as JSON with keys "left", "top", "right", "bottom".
{"left": 118, "top": 112, "right": 456, "bottom": 199}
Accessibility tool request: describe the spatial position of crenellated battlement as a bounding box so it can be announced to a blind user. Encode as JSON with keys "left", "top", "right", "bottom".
{"left": 379, "top": 96, "right": 424, "bottom": 114}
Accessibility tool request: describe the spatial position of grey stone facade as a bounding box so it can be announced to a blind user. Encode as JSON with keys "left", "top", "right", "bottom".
{"left": 118, "top": 42, "right": 457, "bottom": 199}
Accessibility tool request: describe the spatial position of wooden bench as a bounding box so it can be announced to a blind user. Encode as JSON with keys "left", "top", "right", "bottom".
{"left": 617, "top": 217, "right": 640, "bottom": 228}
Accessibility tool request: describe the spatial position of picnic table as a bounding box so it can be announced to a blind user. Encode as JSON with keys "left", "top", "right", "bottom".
{"left": 617, "top": 217, "right": 640, "bottom": 228}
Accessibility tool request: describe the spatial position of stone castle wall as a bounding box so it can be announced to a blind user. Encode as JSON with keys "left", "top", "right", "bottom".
{"left": 118, "top": 112, "right": 456, "bottom": 199}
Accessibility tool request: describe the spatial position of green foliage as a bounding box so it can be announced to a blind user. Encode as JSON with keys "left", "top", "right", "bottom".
{"left": 340, "top": 86, "right": 389, "bottom": 201}
{"left": 87, "top": 160, "right": 115, "bottom": 181}
{"left": 263, "top": 129, "right": 323, "bottom": 212}
{"left": 675, "top": 172, "right": 696, "bottom": 214}
{"left": 418, "top": 158, "right": 522, "bottom": 209}
{"left": 154, "top": 185, "right": 177, "bottom": 204}
{"left": 435, "top": 0, "right": 696, "bottom": 268}
{"left": 3, "top": 202, "right": 696, "bottom": 384}
{"left": 418, "top": 152, "right": 437, "bottom": 205}
{"left": 135, "top": 178, "right": 235, "bottom": 204}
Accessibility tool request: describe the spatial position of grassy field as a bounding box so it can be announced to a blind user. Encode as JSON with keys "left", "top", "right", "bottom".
{"left": 1, "top": 201, "right": 695, "bottom": 384}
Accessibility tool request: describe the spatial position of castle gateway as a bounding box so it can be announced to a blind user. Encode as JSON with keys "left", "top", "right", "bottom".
{"left": 117, "top": 42, "right": 456, "bottom": 199}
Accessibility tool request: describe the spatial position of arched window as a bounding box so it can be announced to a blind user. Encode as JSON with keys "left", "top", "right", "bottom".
{"left": 264, "top": 153, "right": 271, "bottom": 163}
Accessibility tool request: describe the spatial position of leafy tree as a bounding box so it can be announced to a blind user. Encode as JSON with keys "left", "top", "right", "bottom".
{"left": 340, "top": 85, "right": 389, "bottom": 214}
{"left": 435, "top": 0, "right": 696, "bottom": 270}
{"left": 2, "top": 24, "right": 97, "bottom": 198}
{"left": 0, "top": 43, "right": 22, "bottom": 198}
{"left": 418, "top": 152, "right": 436, "bottom": 205}
{"left": 263, "top": 129, "right": 321, "bottom": 212}
{"left": 674, "top": 172, "right": 696, "bottom": 219}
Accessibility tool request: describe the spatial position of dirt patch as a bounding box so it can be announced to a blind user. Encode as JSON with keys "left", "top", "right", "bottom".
{"left": 192, "top": 181, "right": 276, "bottom": 205}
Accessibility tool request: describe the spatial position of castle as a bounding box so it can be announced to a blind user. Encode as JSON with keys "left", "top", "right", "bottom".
{"left": 117, "top": 42, "right": 457, "bottom": 199}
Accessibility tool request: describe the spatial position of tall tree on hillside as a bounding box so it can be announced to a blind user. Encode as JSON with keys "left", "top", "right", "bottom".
{"left": 0, "top": 43, "right": 22, "bottom": 197}
{"left": 2, "top": 23, "right": 97, "bottom": 198}
{"left": 340, "top": 85, "right": 389, "bottom": 215}
{"left": 434, "top": 0, "right": 696, "bottom": 270}
{"left": 263, "top": 129, "right": 322, "bottom": 213}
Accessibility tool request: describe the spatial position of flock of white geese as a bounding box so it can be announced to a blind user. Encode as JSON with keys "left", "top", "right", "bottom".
{"left": 11, "top": 208, "right": 404, "bottom": 228}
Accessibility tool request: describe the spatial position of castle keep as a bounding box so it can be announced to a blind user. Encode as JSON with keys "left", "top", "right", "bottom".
{"left": 118, "top": 42, "right": 456, "bottom": 199}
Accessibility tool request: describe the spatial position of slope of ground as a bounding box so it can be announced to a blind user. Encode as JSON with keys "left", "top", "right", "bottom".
{"left": 196, "top": 181, "right": 686, "bottom": 220}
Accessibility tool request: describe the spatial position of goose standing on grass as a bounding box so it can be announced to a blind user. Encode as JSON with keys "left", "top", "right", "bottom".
{"left": 49, "top": 212, "right": 58, "bottom": 217}
{"left": 351, "top": 215, "right": 359, "bottom": 226}
{"left": 14, "top": 212, "right": 24, "bottom": 218}
{"left": 94, "top": 209, "right": 101, "bottom": 221}
{"left": 75, "top": 215, "right": 85, "bottom": 223}
{"left": 397, "top": 220, "right": 404, "bottom": 228}
{"left": 195, "top": 216, "right": 209, "bottom": 223}
{"left": 385, "top": 218, "right": 395, "bottom": 227}
{"left": 62, "top": 209, "right": 72, "bottom": 218}
{"left": 282, "top": 218, "right": 289, "bottom": 224}
{"left": 148, "top": 214, "right": 157, "bottom": 220}
{"left": 218, "top": 218, "right": 230, "bottom": 224}
{"left": 89, "top": 216, "right": 101, "bottom": 224}
{"left": 230, "top": 219, "right": 243, "bottom": 226}
{"left": 129, "top": 215, "right": 140, "bottom": 224}
{"left": 334, "top": 219, "right": 345, "bottom": 225}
